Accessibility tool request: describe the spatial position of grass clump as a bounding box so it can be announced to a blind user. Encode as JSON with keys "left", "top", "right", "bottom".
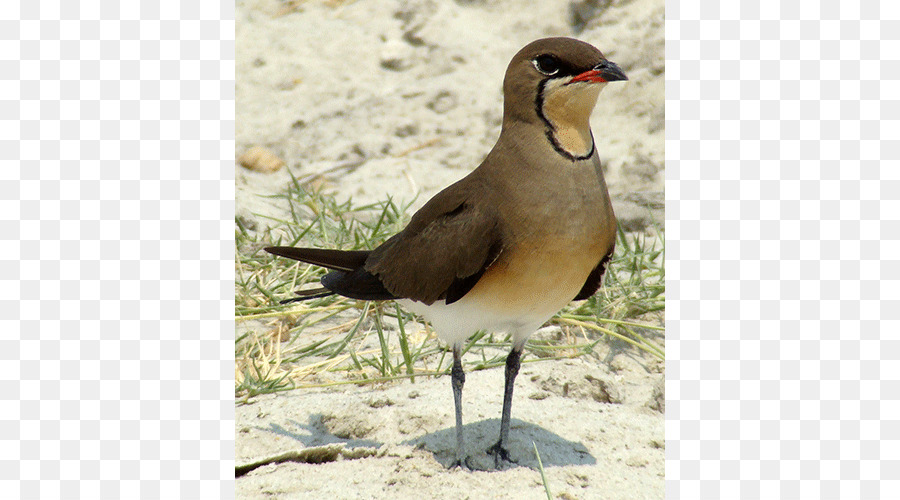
{"left": 235, "top": 175, "right": 664, "bottom": 399}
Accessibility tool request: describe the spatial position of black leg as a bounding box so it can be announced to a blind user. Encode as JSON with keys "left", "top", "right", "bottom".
{"left": 451, "top": 344, "right": 467, "bottom": 468}
{"left": 488, "top": 344, "right": 523, "bottom": 468}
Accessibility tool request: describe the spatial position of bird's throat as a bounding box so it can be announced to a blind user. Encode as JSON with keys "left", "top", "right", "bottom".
{"left": 540, "top": 81, "right": 604, "bottom": 160}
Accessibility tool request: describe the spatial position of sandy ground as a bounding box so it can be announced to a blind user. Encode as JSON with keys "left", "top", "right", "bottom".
{"left": 236, "top": 0, "right": 664, "bottom": 497}
{"left": 236, "top": 351, "right": 664, "bottom": 499}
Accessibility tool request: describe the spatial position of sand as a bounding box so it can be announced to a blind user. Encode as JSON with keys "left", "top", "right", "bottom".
{"left": 235, "top": 0, "right": 664, "bottom": 497}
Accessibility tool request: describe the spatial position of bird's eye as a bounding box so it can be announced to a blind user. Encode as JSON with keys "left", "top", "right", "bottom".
{"left": 533, "top": 55, "right": 560, "bottom": 76}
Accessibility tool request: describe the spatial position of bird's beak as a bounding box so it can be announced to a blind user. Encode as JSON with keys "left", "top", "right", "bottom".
{"left": 570, "top": 60, "right": 628, "bottom": 84}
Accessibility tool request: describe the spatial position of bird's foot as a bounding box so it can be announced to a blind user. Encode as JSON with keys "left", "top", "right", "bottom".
{"left": 487, "top": 441, "right": 518, "bottom": 470}
{"left": 446, "top": 443, "right": 519, "bottom": 471}
{"left": 450, "top": 456, "right": 474, "bottom": 471}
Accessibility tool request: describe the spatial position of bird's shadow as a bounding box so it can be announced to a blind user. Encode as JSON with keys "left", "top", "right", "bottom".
{"left": 266, "top": 415, "right": 383, "bottom": 450}
{"left": 257, "top": 415, "right": 594, "bottom": 471}
{"left": 405, "top": 417, "right": 596, "bottom": 470}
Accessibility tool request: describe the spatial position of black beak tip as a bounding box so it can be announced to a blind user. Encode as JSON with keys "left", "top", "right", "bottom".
{"left": 597, "top": 61, "right": 628, "bottom": 82}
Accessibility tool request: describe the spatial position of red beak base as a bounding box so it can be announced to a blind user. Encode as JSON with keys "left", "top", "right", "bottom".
{"left": 570, "top": 69, "right": 606, "bottom": 84}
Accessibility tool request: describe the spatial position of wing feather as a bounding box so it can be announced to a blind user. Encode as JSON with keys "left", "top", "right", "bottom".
{"left": 365, "top": 180, "right": 503, "bottom": 305}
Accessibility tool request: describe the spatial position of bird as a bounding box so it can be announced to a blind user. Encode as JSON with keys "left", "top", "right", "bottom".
{"left": 265, "top": 37, "right": 626, "bottom": 469}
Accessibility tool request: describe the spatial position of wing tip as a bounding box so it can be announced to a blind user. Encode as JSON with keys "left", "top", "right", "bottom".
{"left": 279, "top": 288, "right": 335, "bottom": 303}
{"left": 264, "top": 246, "right": 290, "bottom": 257}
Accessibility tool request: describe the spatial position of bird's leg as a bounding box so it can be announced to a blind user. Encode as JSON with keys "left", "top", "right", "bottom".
{"left": 450, "top": 343, "right": 467, "bottom": 468}
{"left": 488, "top": 343, "right": 523, "bottom": 468}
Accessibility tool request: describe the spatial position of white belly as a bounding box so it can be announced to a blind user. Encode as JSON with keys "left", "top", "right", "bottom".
{"left": 399, "top": 294, "right": 557, "bottom": 349}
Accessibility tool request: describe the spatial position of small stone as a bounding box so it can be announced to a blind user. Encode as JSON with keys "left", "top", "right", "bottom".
{"left": 366, "top": 396, "right": 395, "bottom": 408}
{"left": 426, "top": 90, "right": 457, "bottom": 114}
{"left": 238, "top": 146, "right": 285, "bottom": 173}
{"left": 625, "top": 453, "right": 649, "bottom": 467}
{"left": 586, "top": 374, "right": 622, "bottom": 404}
{"left": 395, "top": 123, "right": 419, "bottom": 138}
{"left": 380, "top": 39, "right": 413, "bottom": 71}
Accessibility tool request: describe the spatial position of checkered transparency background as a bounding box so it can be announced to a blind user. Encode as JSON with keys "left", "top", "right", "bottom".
{"left": 2, "top": 2, "right": 235, "bottom": 499}
{"left": 3, "top": 0, "right": 899, "bottom": 498}
{"left": 667, "top": 1, "right": 900, "bottom": 499}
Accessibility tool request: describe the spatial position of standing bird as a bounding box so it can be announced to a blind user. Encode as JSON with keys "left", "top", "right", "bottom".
{"left": 266, "top": 37, "right": 626, "bottom": 469}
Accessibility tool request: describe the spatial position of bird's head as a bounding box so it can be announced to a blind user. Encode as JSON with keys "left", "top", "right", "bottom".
{"left": 502, "top": 37, "right": 627, "bottom": 159}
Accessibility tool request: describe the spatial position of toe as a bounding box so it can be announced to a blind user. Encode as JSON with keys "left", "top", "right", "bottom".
{"left": 487, "top": 441, "right": 517, "bottom": 469}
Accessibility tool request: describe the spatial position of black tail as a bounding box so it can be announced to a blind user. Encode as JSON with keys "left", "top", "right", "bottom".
{"left": 265, "top": 246, "right": 396, "bottom": 302}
